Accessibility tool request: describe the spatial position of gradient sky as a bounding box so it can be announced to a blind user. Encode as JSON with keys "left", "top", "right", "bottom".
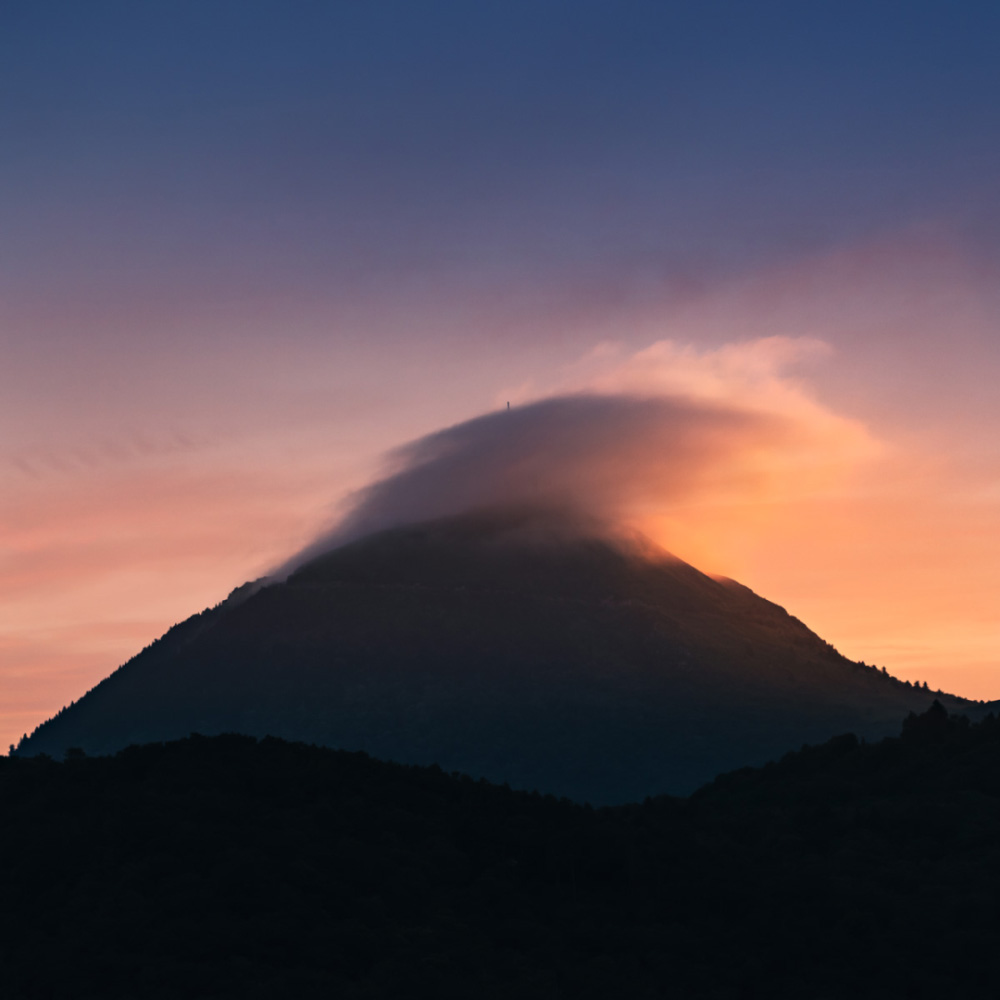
{"left": 4, "top": 1, "right": 1000, "bottom": 751}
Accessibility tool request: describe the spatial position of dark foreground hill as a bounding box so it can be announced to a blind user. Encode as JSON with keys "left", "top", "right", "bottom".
{"left": 3, "top": 703, "right": 1000, "bottom": 999}
{"left": 18, "top": 509, "right": 975, "bottom": 800}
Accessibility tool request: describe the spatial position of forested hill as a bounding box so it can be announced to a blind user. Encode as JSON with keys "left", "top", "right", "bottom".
{"left": 4, "top": 702, "right": 1000, "bottom": 999}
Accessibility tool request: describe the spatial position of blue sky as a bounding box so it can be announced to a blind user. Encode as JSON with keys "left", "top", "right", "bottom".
{"left": 4, "top": 1, "right": 999, "bottom": 316}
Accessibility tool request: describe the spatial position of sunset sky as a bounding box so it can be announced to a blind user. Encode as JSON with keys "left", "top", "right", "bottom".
{"left": 4, "top": 2, "right": 1000, "bottom": 751}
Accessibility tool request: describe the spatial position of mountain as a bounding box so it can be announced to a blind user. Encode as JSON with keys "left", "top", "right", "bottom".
{"left": 17, "top": 507, "right": 975, "bottom": 801}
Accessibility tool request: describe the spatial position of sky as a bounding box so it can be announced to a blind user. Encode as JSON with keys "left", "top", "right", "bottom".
{"left": 3, "top": 1, "right": 1000, "bottom": 750}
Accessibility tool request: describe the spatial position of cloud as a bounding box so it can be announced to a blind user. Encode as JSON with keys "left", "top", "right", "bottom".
{"left": 279, "top": 336, "right": 878, "bottom": 573}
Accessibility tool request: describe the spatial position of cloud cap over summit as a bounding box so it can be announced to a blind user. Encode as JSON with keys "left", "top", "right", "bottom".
{"left": 279, "top": 390, "right": 830, "bottom": 574}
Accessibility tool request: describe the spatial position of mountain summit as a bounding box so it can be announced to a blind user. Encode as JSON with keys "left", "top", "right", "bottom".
{"left": 19, "top": 508, "right": 970, "bottom": 802}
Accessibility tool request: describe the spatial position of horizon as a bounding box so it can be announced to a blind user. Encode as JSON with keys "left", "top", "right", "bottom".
{"left": 4, "top": 2, "right": 1000, "bottom": 750}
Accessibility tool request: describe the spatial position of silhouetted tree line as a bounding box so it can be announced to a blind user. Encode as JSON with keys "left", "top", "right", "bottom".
{"left": 3, "top": 703, "right": 1000, "bottom": 998}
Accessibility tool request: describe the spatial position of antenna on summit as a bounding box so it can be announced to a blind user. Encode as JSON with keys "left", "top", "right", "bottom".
{"left": 507, "top": 401, "right": 510, "bottom": 411}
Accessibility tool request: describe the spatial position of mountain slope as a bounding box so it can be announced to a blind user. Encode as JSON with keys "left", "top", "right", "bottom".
{"left": 18, "top": 508, "right": 973, "bottom": 801}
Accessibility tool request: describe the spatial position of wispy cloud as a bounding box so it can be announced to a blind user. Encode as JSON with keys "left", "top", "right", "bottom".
{"left": 8, "top": 429, "right": 210, "bottom": 481}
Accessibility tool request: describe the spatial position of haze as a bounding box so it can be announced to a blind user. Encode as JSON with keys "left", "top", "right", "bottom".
{"left": 4, "top": 2, "right": 1000, "bottom": 750}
